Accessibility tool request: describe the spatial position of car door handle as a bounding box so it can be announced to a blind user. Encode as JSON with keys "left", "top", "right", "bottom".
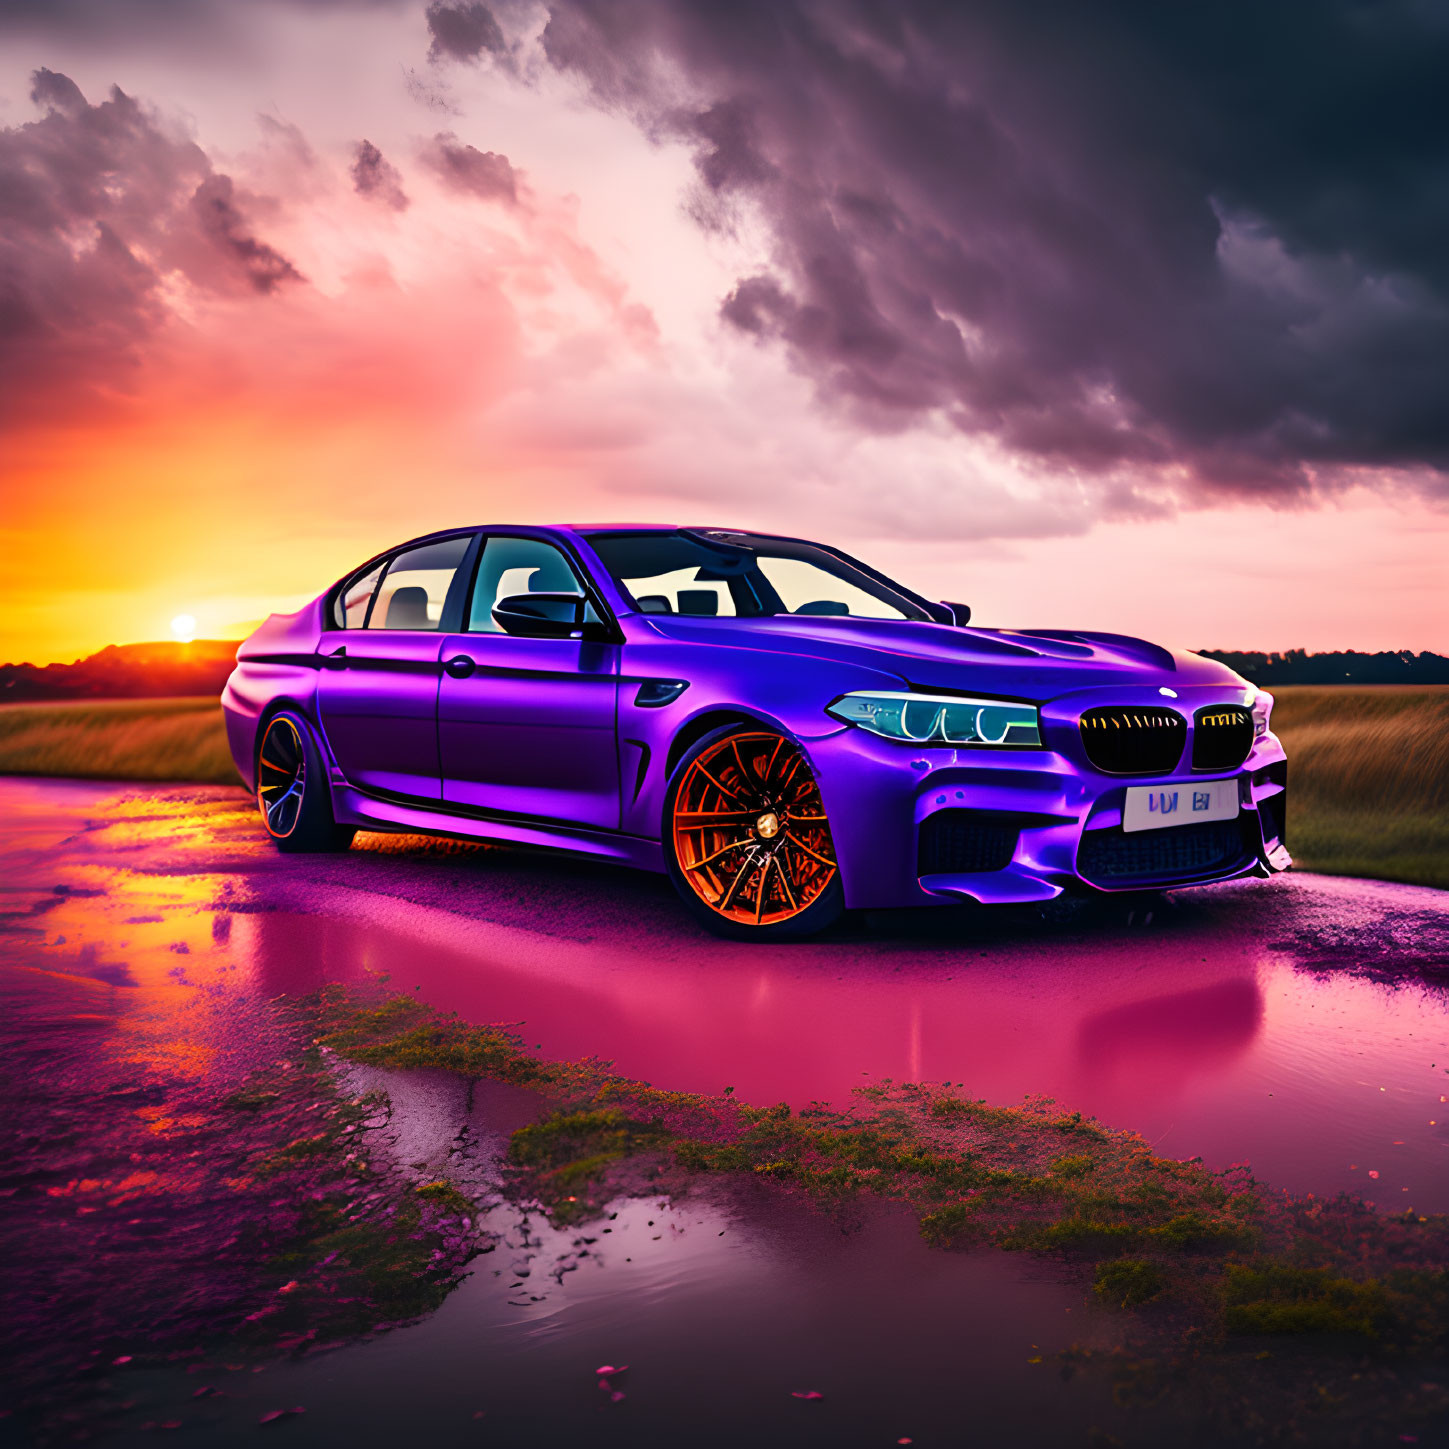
{"left": 443, "top": 654, "right": 476, "bottom": 679}
{"left": 323, "top": 645, "right": 347, "bottom": 670}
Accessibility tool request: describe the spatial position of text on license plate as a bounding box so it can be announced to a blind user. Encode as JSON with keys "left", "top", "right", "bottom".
{"left": 1122, "top": 779, "right": 1239, "bottom": 833}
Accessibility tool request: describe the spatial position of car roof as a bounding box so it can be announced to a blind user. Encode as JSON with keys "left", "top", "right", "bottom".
{"left": 564, "top": 524, "right": 750, "bottom": 536}
{"left": 349, "top": 523, "right": 783, "bottom": 567}
{"left": 448, "top": 523, "right": 779, "bottom": 539}
{"left": 389, "top": 523, "right": 791, "bottom": 542}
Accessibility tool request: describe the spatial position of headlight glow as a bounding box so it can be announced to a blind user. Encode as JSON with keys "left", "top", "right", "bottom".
{"left": 827, "top": 691, "right": 1041, "bottom": 747}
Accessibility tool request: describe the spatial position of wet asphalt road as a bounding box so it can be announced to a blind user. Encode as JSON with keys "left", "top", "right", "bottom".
{"left": 3, "top": 777, "right": 1447, "bottom": 1210}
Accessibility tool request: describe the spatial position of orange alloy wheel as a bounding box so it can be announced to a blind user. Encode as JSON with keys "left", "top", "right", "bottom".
{"left": 671, "top": 731, "right": 838, "bottom": 927}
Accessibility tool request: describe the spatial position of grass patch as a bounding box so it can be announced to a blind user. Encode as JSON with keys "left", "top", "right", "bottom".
{"left": 0, "top": 697, "right": 238, "bottom": 784}
{"left": 927, "top": 1092, "right": 1021, "bottom": 1129}
{"left": 1272, "top": 685, "right": 1449, "bottom": 890}
{"left": 1154, "top": 1210, "right": 1253, "bottom": 1250}
{"left": 511, "top": 1108, "right": 670, "bottom": 1179}
{"left": 1285, "top": 810, "right": 1449, "bottom": 893}
{"left": 316, "top": 995, "right": 553, "bottom": 1085}
{"left": 507, "top": 1107, "right": 673, "bottom": 1221}
{"left": 415, "top": 1180, "right": 476, "bottom": 1216}
{"left": 919, "top": 1201, "right": 976, "bottom": 1246}
{"left": 1051, "top": 1110, "right": 1109, "bottom": 1139}
{"left": 1020, "top": 1217, "right": 1141, "bottom": 1251}
{"left": 1222, "top": 1264, "right": 1389, "bottom": 1338}
{"left": 1095, "top": 1258, "right": 1166, "bottom": 1309}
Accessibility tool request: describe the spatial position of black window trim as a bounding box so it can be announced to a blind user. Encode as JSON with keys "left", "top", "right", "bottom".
{"left": 458, "top": 529, "right": 624, "bottom": 644}
{"left": 367, "top": 532, "right": 479, "bottom": 634}
{"left": 329, "top": 560, "right": 386, "bottom": 632}
{"left": 324, "top": 529, "right": 480, "bottom": 634}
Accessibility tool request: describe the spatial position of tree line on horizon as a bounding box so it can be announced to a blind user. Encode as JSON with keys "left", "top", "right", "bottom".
{"left": 0, "top": 641, "right": 240, "bottom": 702}
{"left": 1196, "top": 649, "right": 1449, "bottom": 685}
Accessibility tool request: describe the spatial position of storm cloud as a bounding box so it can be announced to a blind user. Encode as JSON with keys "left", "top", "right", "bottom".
{"left": 541, "top": 0, "right": 1449, "bottom": 496}
{"left": 425, "top": 0, "right": 506, "bottom": 63}
{"left": 351, "top": 139, "right": 409, "bottom": 210}
{"left": 0, "top": 70, "right": 304, "bottom": 421}
{"left": 191, "top": 175, "right": 305, "bottom": 293}
{"left": 422, "top": 131, "right": 519, "bottom": 204}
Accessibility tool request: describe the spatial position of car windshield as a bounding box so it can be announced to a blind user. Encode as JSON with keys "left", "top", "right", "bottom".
{"left": 588, "top": 530, "right": 931, "bottom": 622}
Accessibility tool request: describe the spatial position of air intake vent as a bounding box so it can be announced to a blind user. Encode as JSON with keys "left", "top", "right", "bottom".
{"left": 918, "top": 811, "right": 1019, "bottom": 874}
{"left": 1079, "top": 707, "right": 1185, "bottom": 775}
{"left": 1078, "top": 819, "right": 1246, "bottom": 884}
{"left": 1192, "top": 705, "right": 1254, "bottom": 772}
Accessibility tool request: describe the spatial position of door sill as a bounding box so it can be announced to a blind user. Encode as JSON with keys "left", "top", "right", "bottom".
{"left": 333, "top": 783, "right": 665, "bottom": 873}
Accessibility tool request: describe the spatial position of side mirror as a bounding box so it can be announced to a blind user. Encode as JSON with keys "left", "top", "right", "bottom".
{"left": 942, "top": 600, "right": 972, "bottom": 627}
{"left": 493, "top": 592, "right": 588, "bottom": 639}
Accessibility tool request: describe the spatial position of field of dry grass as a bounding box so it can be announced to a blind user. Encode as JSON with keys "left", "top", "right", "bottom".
{"left": 0, "top": 688, "right": 1443, "bottom": 890}
{"left": 0, "top": 697, "right": 239, "bottom": 785}
{"left": 1270, "top": 685, "right": 1449, "bottom": 890}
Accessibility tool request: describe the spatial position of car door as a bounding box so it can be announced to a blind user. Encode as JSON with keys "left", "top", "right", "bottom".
{"left": 436, "top": 533, "right": 622, "bottom": 829}
{"left": 315, "top": 534, "right": 477, "bottom": 800}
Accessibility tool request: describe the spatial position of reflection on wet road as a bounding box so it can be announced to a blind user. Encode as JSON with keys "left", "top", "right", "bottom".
{"left": 3, "top": 778, "right": 1447, "bottom": 1211}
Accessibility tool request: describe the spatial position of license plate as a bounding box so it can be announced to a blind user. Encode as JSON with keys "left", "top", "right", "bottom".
{"left": 1122, "top": 779, "right": 1239, "bottom": 833}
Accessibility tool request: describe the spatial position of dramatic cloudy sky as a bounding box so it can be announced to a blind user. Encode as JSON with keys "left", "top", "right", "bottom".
{"left": 2, "top": 0, "right": 1446, "bottom": 661}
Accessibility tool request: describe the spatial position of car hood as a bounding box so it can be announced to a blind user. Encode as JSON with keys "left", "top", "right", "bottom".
{"left": 637, "top": 615, "right": 1247, "bottom": 701}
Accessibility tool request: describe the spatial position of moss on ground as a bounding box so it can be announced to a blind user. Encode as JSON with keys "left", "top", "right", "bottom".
{"left": 415, "top": 1180, "right": 477, "bottom": 1217}
{"left": 1095, "top": 1258, "right": 1166, "bottom": 1309}
{"left": 1221, "top": 1264, "right": 1390, "bottom": 1338}
{"left": 315, "top": 995, "right": 554, "bottom": 1083}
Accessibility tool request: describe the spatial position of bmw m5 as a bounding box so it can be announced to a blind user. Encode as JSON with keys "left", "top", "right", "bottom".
{"left": 223, "top": 525, "right": 1290, "bottom": 938}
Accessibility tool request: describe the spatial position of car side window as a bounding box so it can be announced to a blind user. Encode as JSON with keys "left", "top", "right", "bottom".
{"left": 467, "top": 536, "right": 601, "bottom": 633}
{"left": 368, "top": 536, "right": 471, "bottom": 631}
{"left": 334, "top": 564, "right": 384, "bottom": 629}
{"left": 615, "top": 565, "right": 739, "bottom": 617}
{"left": 756, "top": 557, "right": 909, "bottom": 619}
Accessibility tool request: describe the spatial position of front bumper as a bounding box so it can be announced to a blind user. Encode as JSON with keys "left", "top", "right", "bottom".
{"left": 808, "top": 706, "right": 1290, "bottom": 910}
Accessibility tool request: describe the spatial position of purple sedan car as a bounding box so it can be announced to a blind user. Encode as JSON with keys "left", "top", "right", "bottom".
{"left": 222, "top": 525, "right": 1290, "bottom": 939}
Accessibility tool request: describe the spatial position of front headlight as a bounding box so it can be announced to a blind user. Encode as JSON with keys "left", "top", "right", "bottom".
{"left": 826, "top": 691, "right": 1041, "bottom": 747}
{"left": 1249, "top": 688, "right": 1274, "bottom": 738}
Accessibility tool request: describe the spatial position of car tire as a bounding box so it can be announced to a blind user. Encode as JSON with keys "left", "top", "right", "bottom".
{"left": 664, "top": 724, "right": 844, "bottom": 941}
{"left": 255, "top": 710, "right": 356, "bottom": 854}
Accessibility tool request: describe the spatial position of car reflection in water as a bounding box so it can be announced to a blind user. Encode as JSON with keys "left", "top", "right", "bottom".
{"left": 1074, "top": 977, "right": 1264, "bottom": 1110}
